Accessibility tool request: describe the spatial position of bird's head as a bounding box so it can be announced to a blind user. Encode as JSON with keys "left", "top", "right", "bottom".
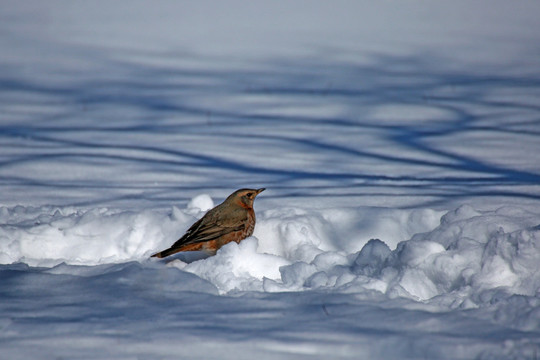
{"left": 229, "top": 188, "right": 265, "bottom": 208}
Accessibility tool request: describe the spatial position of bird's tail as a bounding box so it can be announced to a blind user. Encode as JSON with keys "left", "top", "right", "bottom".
{"left": 151, "top": 242, "right": 204, "bottom": 258}
{"left": 150, "top": 248, "right": 176, "bottom": 258}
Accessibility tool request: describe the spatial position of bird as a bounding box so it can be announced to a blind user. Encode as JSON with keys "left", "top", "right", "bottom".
{"left": 151, "top": 188, "right": 265, "bottom": 258}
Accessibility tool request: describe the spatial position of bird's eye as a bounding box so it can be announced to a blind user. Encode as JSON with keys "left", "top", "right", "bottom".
{"left": 246, "top": 192, "right": 253, "bottom": 197}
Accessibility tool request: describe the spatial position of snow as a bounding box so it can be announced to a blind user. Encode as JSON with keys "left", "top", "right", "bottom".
{"left": 2, "top": 0, "right": 540, "bottom": 359}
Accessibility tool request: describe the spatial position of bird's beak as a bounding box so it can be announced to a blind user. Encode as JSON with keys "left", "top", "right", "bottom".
{"left": 256, "top": 188, "right": 266, "bottom": 195}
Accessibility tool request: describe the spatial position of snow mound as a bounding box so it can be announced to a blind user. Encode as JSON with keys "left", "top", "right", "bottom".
{"left": 2, "top": 197, "right": 540, "bottom": 310}
{"left": 260, "top": 205, "right": 540, "bottom": 305}
{"left": 186, "top": 194, "right": 214, "bottom": 214}
{"left": 0, "top": 205, "right": 197, "bottom": 266}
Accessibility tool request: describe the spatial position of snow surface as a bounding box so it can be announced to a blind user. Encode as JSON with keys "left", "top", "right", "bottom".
{"left": 2, "top": 1, "right": 540, "bottom": 359}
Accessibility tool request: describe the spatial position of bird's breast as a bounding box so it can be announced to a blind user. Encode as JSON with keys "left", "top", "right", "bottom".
{"left": 245, "top": 209, "right": 256, "bottom": 237}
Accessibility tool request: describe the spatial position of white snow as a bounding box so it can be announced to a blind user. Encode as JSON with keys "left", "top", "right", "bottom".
{"left": 1, "top": 1, "right": 540, "bottom": 359}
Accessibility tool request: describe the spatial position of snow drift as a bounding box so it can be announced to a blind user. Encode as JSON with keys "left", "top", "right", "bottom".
{"left": 2, "top": 198, "right": 539, "bottom": 314}
{"left": 2, "top": 197, "right": 540, "bottom": 358}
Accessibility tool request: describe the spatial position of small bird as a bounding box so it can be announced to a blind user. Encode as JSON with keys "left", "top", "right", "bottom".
{"left": 151, "top": 188, "right": 265, "bottom": 258}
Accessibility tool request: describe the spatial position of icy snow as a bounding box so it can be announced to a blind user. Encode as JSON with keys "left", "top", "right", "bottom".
{"left": 2, "top": 1, "right": 540, "bottom": 359}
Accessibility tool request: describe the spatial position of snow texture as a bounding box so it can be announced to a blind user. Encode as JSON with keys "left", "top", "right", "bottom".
{"left": 1, "top": 1, "right": 540, "bottom": 359}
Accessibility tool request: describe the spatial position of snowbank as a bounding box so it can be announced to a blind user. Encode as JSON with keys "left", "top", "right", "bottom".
{"left": 2, "top": 196, "right": 539, "bottom": 314}
{"left": 0, "top": 205, "right": 189, "bottom": 266}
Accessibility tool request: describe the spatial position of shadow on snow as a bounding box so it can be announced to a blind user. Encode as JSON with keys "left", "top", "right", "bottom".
{"left": 1, "top": 46, "right": 539, "bottom": 208}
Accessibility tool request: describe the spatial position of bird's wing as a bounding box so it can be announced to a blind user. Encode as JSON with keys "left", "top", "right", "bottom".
{"left": 169, "top": 209, "right": 247, "bottom": 248}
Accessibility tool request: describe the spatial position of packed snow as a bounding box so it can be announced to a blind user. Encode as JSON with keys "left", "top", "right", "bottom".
{"left": 1, "top": 1, "right": 540, "bottom": 359}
